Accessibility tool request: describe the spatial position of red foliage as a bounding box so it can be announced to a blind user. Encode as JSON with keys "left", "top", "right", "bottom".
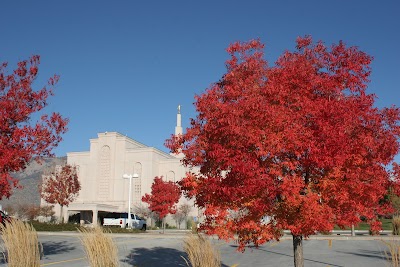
{"left": 142, "top": 176, "right": 181, "bottom": 220}
{"left": 166, "top": 36, "right": 400, "bottom": 250}
{"left": 392, "top": 163, "right": 400, "bottom": 194}
{"left": 40, "top": 164, "right": 81, "bottom": 207}
{"left": 0, "top": 56, "right": 68, "bottom": 199}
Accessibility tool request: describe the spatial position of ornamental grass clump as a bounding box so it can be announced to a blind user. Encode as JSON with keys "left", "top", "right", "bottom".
{"left": 79, "top": 226, "right": 119, "bottom": 267}
{"left": 0, "top": 219, "right": 41, "bottom": 267}
{"left": 383, "top": 239, "right": 400, "bottom": 267}
{"left": 393, "top": 216, "right": 400, "bottom": 235}
{"left": 182, "top": 233, "right": 221, "bottom": 267}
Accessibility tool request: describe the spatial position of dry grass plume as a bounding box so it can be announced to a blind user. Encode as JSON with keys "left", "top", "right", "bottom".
{"left": 79, "top": 226, "right": 119, "bottom": 267}
{"left": 182, "top": 233, "right": 221, "bottom": 267}
{"left": 383, "top": 239, "right": 400, "bottom": 267}
{"left": 393, "top": 216, "right": 400, "bottom": 235}
{"left": 0, "top": 219, "right": 41, "bottom": 267}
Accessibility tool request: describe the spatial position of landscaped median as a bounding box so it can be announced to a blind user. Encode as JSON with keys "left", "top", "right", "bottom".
{"left": 28, "top": 221, "right": 147, "bottom": 233}
{"left": 23, "top": 218, "right": 400, "bottom": 237}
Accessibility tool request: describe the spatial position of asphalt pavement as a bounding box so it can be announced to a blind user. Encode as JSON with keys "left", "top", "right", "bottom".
{"left": 0, "top": 230, "right": 398, "bottom": 266}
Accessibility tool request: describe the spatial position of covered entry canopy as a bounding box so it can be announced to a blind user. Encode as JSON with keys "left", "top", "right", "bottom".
{"left": 68, "top": 203, "right": 121, "bottom": 225}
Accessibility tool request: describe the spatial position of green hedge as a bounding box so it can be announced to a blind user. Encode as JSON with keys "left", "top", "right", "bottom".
{"left": 29, "top": 221, "right": 79, "bottom": 231}
{"left": 29, "top": 221, "right": 144, "bottom": 233}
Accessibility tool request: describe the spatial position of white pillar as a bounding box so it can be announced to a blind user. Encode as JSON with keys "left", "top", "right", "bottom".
{"left": 93, "top": 210, "right": 98, "bottom": 226}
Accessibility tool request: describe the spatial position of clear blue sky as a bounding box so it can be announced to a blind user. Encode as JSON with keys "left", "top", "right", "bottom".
{"left": 1, "top": 1, "right": 399, "bottom": 157}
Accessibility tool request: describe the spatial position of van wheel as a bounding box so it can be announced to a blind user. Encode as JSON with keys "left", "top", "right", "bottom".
{"left": 141, "top": 224, "right": 146, "bottom": 231}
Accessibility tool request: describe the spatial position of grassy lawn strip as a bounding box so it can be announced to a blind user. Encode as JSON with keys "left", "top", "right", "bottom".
{"left": 333, "top": 218, "right": 392, "bottom": 231}
{"left": 29, "top": 219, "right": 394, "bottom": 232}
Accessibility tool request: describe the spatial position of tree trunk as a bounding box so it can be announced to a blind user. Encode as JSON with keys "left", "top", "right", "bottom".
{"left": 351, "top": 224, "right": 355, "bottom": 236}
{"left": 59, "top": 205, "right": 64, "bottom": 224}
{"left": 162, "top": 218, "right": 165, "bottom": 234}
{"left": 293, "top": 235, "right": 304, "bottom": 267}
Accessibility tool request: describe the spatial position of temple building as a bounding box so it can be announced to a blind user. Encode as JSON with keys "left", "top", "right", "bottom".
{"left": 43, "top": 106, "right": 198, "bottom": 227}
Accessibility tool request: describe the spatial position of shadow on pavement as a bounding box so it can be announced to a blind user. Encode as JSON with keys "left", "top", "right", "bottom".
{"left": 230, "top": 245, "right": 344, "bottom": 267}
{"left": 0, "top": 241, "right": 73, "bottom": 264}
{"left": 336, "top": 249, "right": 387, "bottom": 261}
{"left": 122, "top": 247, "right": 229, "bottom": 267}
{"left": 41, "top": 241, "right": 76, "bottom": 258}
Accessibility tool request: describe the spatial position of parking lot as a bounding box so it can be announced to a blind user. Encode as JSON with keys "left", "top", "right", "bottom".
{"left": 0, "top": 231, "right": 397, "bottom": 267}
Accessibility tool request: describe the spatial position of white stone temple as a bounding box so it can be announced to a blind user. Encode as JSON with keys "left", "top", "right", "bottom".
{"left": 43, "top": 106, "right": 198, "bottom": 227}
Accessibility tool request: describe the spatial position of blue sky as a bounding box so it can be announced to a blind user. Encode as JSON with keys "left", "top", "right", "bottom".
{"left": 1, "top": 1, "right": 399, "bottom": 157}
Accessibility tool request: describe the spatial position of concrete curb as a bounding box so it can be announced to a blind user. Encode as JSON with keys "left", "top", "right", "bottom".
{"left": 37, "top": 230, "right": 191, "bottom": 238}
{"left": 37, "top": 230, "right": 400, "bottom": 241}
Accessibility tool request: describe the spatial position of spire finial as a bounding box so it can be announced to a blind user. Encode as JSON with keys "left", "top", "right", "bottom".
{"left": 177, "top": 104, "right": 181, "bottom": 114}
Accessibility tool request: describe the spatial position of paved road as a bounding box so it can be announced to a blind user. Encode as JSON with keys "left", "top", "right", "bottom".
{"left": 0, "top": 231, "right": 397, "bottom": 267}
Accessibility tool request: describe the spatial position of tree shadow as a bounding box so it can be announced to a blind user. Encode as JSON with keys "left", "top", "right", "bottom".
{"left": 336, "top": 249, "right": 387, "bottom": 261}
{"left": 0, "top": 241, "right": 74, "bottom": 264}
{"left": 41, "top": 241, "right": 76, "bottom": 258}
{"left": 0, "top": 252, "right": 6, "bottom": 264}
{"left": 122, "top": 247, "right": 229, "bottom": 267}
{"left": 229, "top": 245, "right": 344, "bottom": 267}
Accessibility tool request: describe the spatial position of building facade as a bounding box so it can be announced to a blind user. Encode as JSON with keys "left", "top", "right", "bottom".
{"left": 45, "top": 108, "right": 198, "bottom": 227}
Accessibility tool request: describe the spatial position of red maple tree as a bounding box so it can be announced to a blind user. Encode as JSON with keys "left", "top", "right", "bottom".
{"left": 166, "top": 36, "right": 400, "bottom": 266}
{"left": 0, "top": 55, "right": 68, "bottom": 199}
{"left": 40, "top": 164, "right": 81, "bottom": 222}
{"left": 142, "top": 176, "right": 181, "bottom": 232}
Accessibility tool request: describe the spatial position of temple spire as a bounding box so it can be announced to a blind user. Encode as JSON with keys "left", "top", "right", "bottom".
{"left": 175, "top": 105, "right": 182, "bottom": 136}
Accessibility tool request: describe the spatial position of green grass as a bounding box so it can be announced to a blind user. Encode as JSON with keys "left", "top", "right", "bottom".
{"left": 381, "top": 218, "right": 392, "bottom": 230}
{"left": 333, "top": 218, "right": 392, "bottom": 231}
{"left": 29, "top": 219, "right": 394, "bottom": 233}
{"left": 101, "top": 226, "right": 144, "bottom": 233}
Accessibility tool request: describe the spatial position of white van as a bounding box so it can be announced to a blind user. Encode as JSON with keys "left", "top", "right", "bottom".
{"left": 103, "top": 212, "right": 146, "bottom": 230}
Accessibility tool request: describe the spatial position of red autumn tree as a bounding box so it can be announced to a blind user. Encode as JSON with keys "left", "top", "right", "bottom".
{"left": 166, "top": 36, "right": 400, "bottom": 267}
{"left": 142, "top": 176, "right": 181, "bottom": 233}
{"left": 0, "top": 55, "right": 68, "bottom": 199}
{"left": 40, "top": 164, "right": 81, "bottom": 222}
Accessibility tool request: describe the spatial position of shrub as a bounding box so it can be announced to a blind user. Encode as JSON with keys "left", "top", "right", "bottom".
{"left": 2, "top": 204, "right": 16, "bottom": 217}
{"left": 0, "top": 219, "right": 42, "bottom": 267}
{"left": 186, "top": 217, "right": 198, "bottom": 233}
{"left": 39, "top": 205, "right": 55, "bottom": 218}
{"left": 79, "top": 226, "right": 119, "bottom": 267}
{"left": 165, "top": 223, "right": 177, "bottom": 229}
{"left": 182, "top": 233, "right": 221, "bottom": 267}
{"left": 369, "top": 220, "right": 382, "bottom": 236}
{"left": 29, "top": 221, "right": 79, "bottom": 232}
{"left": 318, "top": 230, "right": 332, "bottom": 235}
{"left": 28, "top": 221, "right": 144, "bottom": 233}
